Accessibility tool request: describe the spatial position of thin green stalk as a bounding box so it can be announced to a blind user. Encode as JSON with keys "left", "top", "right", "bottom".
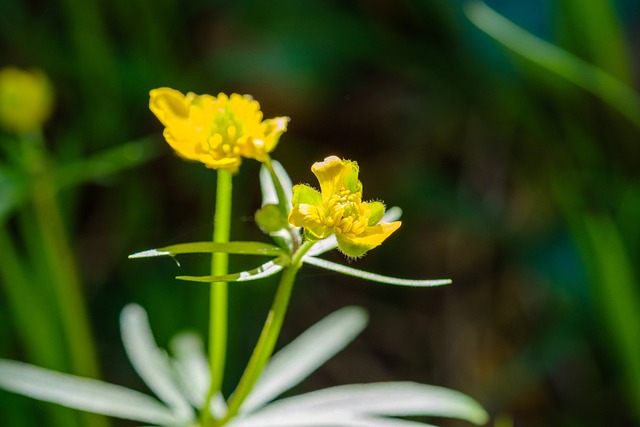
{"left": 20, "top": 132, "right": 108, "bottom": 427}
{"left": 202, "top": 169, "right": 233, "bottom": 424}
{"left": 221, "top": 240, "right": 315, "bottom": 424}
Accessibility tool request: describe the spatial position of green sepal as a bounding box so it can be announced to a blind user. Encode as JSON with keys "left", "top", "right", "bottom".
{"left": 335, "top": 234, "right": 374, "bottom": 258}
{"left": 291, "top": 184, "right": 321, "bottom": 206}
{"left": 367, "top": 201, "right": 385, "bottom": 226}
{"left": 343, "top": 160, "right": 362, "bottom": 194}
{"left": 255, "top": 204, "right": 287, "bottom": 233}
{"left": 129, "top": 241, "right": 284, "bottom": 259}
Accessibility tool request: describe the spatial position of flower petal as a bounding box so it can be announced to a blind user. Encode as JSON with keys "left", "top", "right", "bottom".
{"left": 336, "top": 221, "right": 401, "bottom": 257}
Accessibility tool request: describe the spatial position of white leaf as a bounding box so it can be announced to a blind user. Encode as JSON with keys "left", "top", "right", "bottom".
{"left": 121, "top": 304, "right": 194, "bottom": 422}
{"left": 0, "top": 359, "right": 178, "bottom": 425}
{"left": 247, "top": 382, "right": 488, "bottom": 425}
{"left": 260, "top": 160, "right": 293, "bottom": 209}
{"left": 303, "top": 257, "right": 452, "bottom": 287}
{"left": 169, "top": 333, "right": 227, "bottom": 418}
{"left": 241, "top": 306, "right": 368, "bottom": 413}
{"left": 230, "top": 412, "right": 435, "bottom": 427}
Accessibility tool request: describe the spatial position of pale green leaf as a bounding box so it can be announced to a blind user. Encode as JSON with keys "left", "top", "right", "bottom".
{"left": 177, "top": 256, "right": 287, "bottom": 283}
{"left": 245, "top": 382, "right": 487, "bottom": 425}
{"left": 303, "top": 257, "right": 451, "bottom": 287}
{"left": 230, "top": 413, "right": 436, "bottom": 427}
{"left": 169, "top": 333, "right": 227, "bottom": 418}
{"left": 260, "top": 160, "right": 293, "bottom": 209}
{"left": 0, "top": 359, "right": 178, "bottom": 425}
{"left": 120, "top": 305, "right": 194, "bottom": 422}
{"left": 129, "top": 241, "right": 284, "bottom": 259}
{"left": 242, "top": 306, "right": 369, "bottom": 413}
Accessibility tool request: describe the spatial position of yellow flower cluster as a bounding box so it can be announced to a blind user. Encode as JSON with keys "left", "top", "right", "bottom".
{"left": 289, "top": 156, "right": 401, "bottom": 257}
{"left": 0, "top": 67, "right": 53, "bottom": 133}
{"left": 149, "top": 88, "right": 288, "bottom": 172}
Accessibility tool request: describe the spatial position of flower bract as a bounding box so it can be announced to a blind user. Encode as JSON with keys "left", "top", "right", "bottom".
{"left": 149, "top": 88, "right": 288, "bottom": 172}
{"left": 289, "top": 156, "right": 401, "bottom": 257}
{"left": 0, "top": 67, "right": 53, "bottom": 133}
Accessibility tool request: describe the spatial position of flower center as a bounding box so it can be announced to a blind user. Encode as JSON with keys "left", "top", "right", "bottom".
{"left": 322, "top": 188, "right": 370, "bottom": 238}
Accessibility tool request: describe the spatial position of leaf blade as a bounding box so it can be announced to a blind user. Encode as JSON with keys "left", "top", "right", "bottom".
{"left": 0, "top": 359, "right": 178, "bottom": 425}
{"left": 303, "top": 257, "right": 451, "bottom": 287}
{"left": 129, "top": 241, "right": 284, "bottom": 259}
{"left": 176, "top": 257, "right": 286, "bottom": 283}
{"left": 241, "top": 306, "right": 369, "bottom": 413}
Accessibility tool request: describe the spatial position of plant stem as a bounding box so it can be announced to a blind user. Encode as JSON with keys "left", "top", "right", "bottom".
{"left": 221, "top": 240, "right": 315, "bottom": 424}
{"left": 20, "top": 132, "right": 108, "bottom": 427}
{"left": 202, "top": 169, "right": 233, "bottom": 424}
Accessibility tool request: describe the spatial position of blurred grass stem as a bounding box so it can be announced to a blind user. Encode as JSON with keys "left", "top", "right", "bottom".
{"left": 20, "top": 131, "right": 108, "bottom": 427}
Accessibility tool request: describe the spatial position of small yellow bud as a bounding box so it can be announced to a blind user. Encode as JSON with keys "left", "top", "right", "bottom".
{"left": 0, "top": 67, "right": 53, "bottom": 133}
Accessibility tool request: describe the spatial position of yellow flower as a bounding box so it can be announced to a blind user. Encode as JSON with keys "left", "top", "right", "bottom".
{"left": 0, "top": 67, "right": 53, "bottom": 133}
{"left": 289, "top": 156, "right": 401, "bottom": 257}
{"left": 149, "top": 87, "right": 288, "bottom": 172}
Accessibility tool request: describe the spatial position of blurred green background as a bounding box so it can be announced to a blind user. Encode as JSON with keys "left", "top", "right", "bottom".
{"left": 2, "top": 0, "right": 640, "bottom": 426}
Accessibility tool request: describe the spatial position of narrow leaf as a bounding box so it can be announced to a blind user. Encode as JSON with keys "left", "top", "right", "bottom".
{"left": 465, "top": 1, "right": 640, "bottom": 129}
{"left": 230, "top": 413, "right": 436, "bottom": 427}
{"left": 242, "top": 306, "right": 369, "bottom": 413}
{"left": 120, "top": 305, "right": 194, "bottom": 422}
{"left": 170, "top": 332, "right": 210, "bottom": 407}
{"left": 248, "top": 382, "right": 488, "bottom": 425}
{"left": 170, "top": 333, "right": 227, "bottom": 418}
{"left": 0, "top": 359, "right": 178, "bottom": 425}
{"left": 303, "top": 257, "right": 451, "bottom": 287}
{"left": 129, "top": 241, "right": 284, "bottom": 259}
{"left": 177, "top": 257, "right": 286, "bottom": 283}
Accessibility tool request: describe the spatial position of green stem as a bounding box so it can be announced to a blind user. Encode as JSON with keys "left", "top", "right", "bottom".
{"left": 202, "top": 169, "right": 233, "bottom": 424}
{"left": 221, "top": 240, "right": 315, "bottom": 424}
{"left": 20, "top": 132, "right": 108, "bottom": 427}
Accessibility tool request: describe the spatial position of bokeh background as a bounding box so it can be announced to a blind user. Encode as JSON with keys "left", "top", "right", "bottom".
{"left": 2, "top": 0, "right": 640, "bottom": 426}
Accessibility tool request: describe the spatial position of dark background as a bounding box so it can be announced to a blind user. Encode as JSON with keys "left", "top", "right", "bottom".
{"left": 2, "top": 0, "right": 640, "bottom": 426}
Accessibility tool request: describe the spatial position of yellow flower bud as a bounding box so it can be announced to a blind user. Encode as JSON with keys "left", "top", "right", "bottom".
{"left": 0, "top": 67, "right": 53, "bottom": 133}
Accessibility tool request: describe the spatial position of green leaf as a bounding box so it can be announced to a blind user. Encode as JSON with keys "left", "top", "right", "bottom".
{"left": 242, "top": 306, "right": 369, "bottom": 414}
{"left": 244, "top": 382, "right": 488, "bottom": 425}
{"left": 129, "top": 241, "right": 284, "bottom": 259}
{"left": 255, "top": 204, "right": 288, "bottom": 233}
{"left": 303, "top": 256, "right": 451, "bottom": 287}
{"left": 0, "top": 359, "right": 178, "bottom": 425}
{"left": 120, "top": 305, "right": 194, "bottom": 422}
{"left": 465, "top": 1, "right": 640, "bottom": 129}
{"left": 177, "top": 256, "right": 287, "bottom": 283}
{"left": 291, "top": 184, "right": 322, "bottom": 206}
